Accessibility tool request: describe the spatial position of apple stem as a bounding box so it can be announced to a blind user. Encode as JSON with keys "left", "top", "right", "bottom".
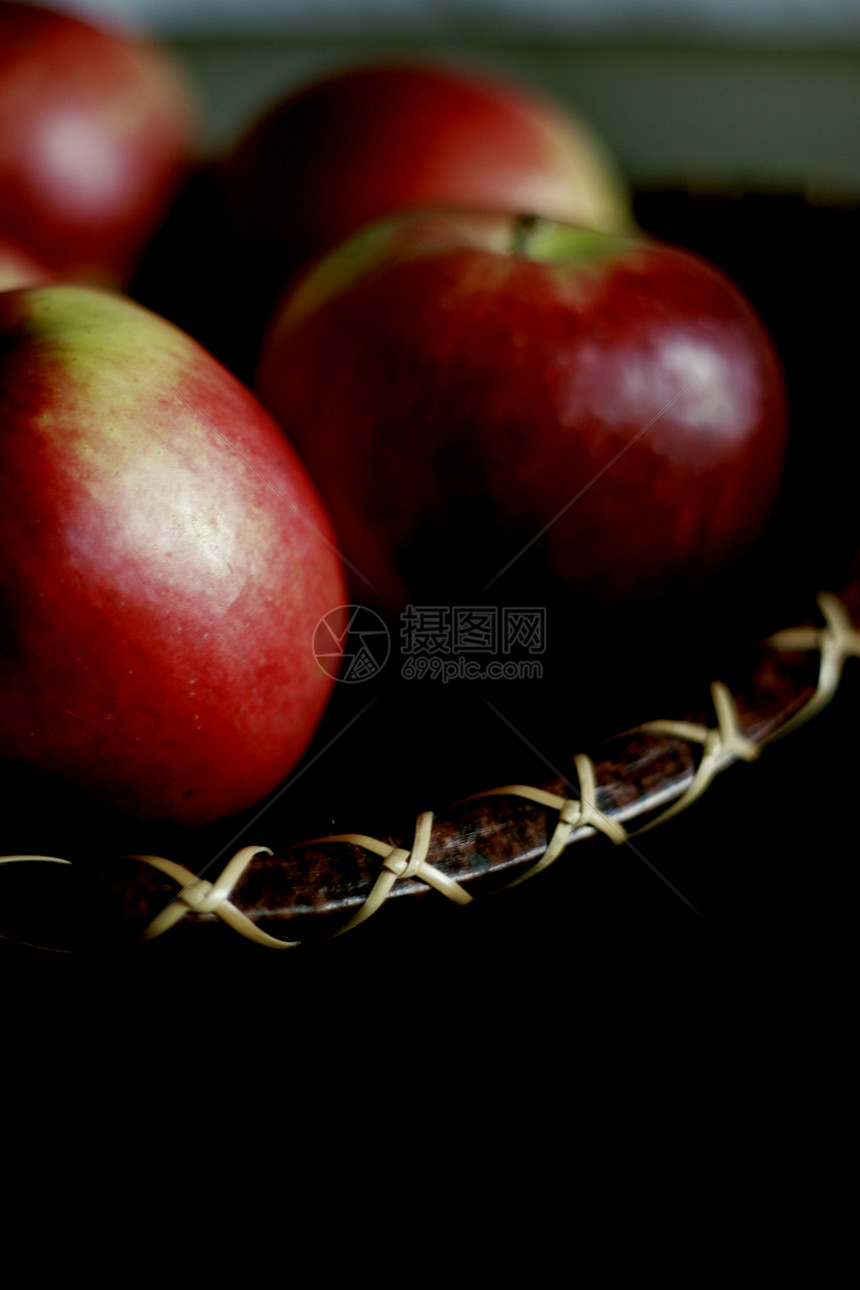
{"left": 510, "top": 213, "right": 544, "bottom": 255}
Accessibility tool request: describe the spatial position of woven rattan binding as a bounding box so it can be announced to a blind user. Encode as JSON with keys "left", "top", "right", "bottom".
{"left": 3, "top": 589, "right": 857, "bottom": 952}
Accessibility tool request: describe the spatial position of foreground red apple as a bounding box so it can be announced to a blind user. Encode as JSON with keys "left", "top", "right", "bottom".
{"left": 0, "top": 286, "right": 346, "bottom": 825}
{"left": 0, "top": 0, "right": 196, "bottom": 284}
{"left": 256, "top": 210, "right": 788, "bottom": 615}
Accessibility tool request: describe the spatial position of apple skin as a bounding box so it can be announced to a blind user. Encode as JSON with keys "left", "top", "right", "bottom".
{"left": 0, "top": 1, "right": 196, "bottom": 285}
{"left": 255, "top": 210, "right": 788, "bottom": 615}
{"left": 192, "top": 60, "right": 630, "bottom": 382}
{"left": 224, "top": 61, "right": 632, "bottom": 275}
{"left": 0, "top": 286, "right": 346, "bottom": 826}
{"left": 0, "top": 232, "right": 55, "bottom": 290}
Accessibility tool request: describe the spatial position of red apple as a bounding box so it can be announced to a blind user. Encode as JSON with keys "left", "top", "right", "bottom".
{"left": 224, "top": 60, "right": 631, "bottom": 274}
{"left": 0, "top": 285, "right": 346, "bottom": 826}
{"left": 0, "top": 1, "right": 196, "bottom": 285}
{"left": 256, "top": 210, "right": 788, "bottom": 615}
{"left": 0, "top": 231, "right": 54, "bottom": 290}
{"left": 193, "top": 60, "right": 630, "bottom": 381}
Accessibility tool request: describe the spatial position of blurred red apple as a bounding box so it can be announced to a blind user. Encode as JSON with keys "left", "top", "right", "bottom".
{"left": 224, "top": 60, "right": 632, "bottom": 277}
{"left": 0, "top": 231, "right": 54, "bottom": 290}
{"left": 170, "top": 60, "right": 630, "bottom": 381}
{"left": 0, "top": 285, "right": 346, "bottom": 825}
{"left": 256, "top": 210, "right": 788, "bottom": 615}
{"left": 0, "top": 0, "right": 196, "bottom": 285}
